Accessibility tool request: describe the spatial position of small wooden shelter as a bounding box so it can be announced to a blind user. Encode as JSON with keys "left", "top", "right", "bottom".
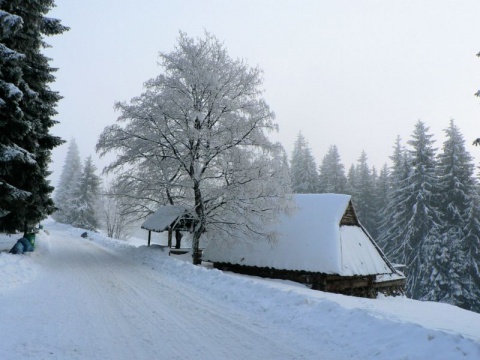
{"left": 141, "top": 205, "right": 195, "bottom": 248}
{"left": 202, "top": 194, "right": 405, "bottom": 298}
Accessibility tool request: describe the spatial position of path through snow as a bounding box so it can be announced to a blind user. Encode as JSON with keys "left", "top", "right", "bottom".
{"left": 1, "top": 222, "right": 480, "bottom": 359}
{"left": 0, "top": 225, "right": 324, "bottom": 359}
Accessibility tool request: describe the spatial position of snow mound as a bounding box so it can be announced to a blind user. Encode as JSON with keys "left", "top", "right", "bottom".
{"left": 0, "top": 230, "right": 49, "bottom": 293}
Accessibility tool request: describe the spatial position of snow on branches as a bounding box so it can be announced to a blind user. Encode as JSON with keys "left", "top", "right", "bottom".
{"left": 97, "top": 31, "right": 292, "bottom": 264}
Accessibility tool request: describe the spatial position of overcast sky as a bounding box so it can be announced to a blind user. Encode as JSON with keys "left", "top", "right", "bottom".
{"left": 45, "top": 0, "right": 480, "bottom": 186}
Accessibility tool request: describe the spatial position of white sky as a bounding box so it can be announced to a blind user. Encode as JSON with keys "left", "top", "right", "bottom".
{"left": 45, "top": 0, "right": 480, "bottom": 186}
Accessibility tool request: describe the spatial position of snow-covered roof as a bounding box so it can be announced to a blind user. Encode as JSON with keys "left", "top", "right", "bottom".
{"left": 141, "top": 205, "right": 188, "bottom": 232}
{"left": 203, "top": 194, "right": 396, "bottom": 276}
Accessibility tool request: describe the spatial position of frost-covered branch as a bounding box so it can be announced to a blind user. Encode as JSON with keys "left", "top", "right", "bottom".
{"left": 97, "top": 31, "right": 292, "bottom": 264}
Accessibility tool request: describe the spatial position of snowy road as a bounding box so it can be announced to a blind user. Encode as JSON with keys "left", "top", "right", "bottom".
{"left": 1, "top": 223, "right": 480, "bottom": 360}
{"left": 0, "top": 226, "right": 324, "bottom": 360}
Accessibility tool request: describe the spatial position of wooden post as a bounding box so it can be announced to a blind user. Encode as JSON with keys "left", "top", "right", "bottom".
{"left": 168, "top": 228, "right": 172, "bottom": 248}
{"left": 175, "top": 230, "right": 182, "bottom": 249}
{"left": 148, "top": 230, "right": 151, "bottom": 246}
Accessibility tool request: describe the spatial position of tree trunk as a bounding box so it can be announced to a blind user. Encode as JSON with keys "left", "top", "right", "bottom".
{"left": 192, "top": 230, "right": 202, "bottom": 265}
{"left": 192, "top": 180, "right": 205, "bottom": 265}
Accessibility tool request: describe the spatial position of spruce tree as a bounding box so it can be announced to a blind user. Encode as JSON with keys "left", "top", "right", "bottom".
{"left": 70, "top": 156, "right": 101, "bottom": 231}
{"left": 424, "top": 120, "right": 475, "bottom": 306}
{"left": 370, "top": 165, "right": 390, "bottom": 239}
{"left": 404, "top": 121, "right": 442, "bottom": 299}
{"left": 0, "top": 9, "right": 30, "bottom": 220}
{"left": 425, "top": 120, "right": 480, "bottom": 309}
{"left": 377, "top": 136, "right": 412, "bottom": 261}
{"left": 346, "top": 164, "right": 357, "bottom": 196}
{"left": 375, "top": 164, "right": 390, "bottom": 225}
{"left": 290, "top": 132, "right": 319, "bottom": 193}
{"left": 352, "top": 151, "right": 377, "bottom": 237}
{"left": 53, "top": 139, "right": 82, "bottom": 224}
{"left": 318, "top": 145, "right": 347, "bottom": 194}
{"left": 0, "top": 1, "right": 67, "bottom": 233}
{"left": 463, "top": 191, "right": 480, "bottom": 312}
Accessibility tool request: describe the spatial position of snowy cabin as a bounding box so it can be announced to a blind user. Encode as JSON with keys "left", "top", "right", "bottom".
{"left": 202, "top": 194, "right": 405, "bottom": 298}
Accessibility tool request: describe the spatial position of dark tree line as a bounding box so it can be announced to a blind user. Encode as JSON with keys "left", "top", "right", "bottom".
{"left": 290, "top": 120, "right": 480, "bottom": 312}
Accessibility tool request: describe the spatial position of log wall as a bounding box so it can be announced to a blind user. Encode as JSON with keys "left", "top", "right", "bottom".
{"left": 213, "top": 262, "right": 405, "bottom": 299}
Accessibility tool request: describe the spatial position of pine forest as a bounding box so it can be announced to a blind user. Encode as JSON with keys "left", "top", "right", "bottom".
{"left": 289, "top": 120, "right": 480, "bottom": 313}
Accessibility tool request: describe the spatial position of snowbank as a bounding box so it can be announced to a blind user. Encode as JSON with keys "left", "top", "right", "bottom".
{"left": 83, "top": 223, "right": 480, "bottom": 340}
{"left": 0, "top": 230, "right": 49, "bottom": 292}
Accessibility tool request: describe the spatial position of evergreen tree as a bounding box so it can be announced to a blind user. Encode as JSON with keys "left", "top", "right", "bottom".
{"left": 424, "top": 120, "right": 479, "bottom": 309}
{"left": 370, "top": 166, "right": 381, "bottom": 237}
{"left": 0, "top": 8, "right": 30, "bottom": 220}
{"left": 280, "top": 149, "right": 292, "bottom": 193}
{"left": 404, "top": 121, "right": 442, "bottom": 299}
{"left": 377, "top": 136, "right": 411, "bottom": 259}
{"left": 352, "top": 151, "right": 377, "bottom": 237}
{"left": 0, "top": 1, "right": 67, "bottom": 232}
{"left": 70, "top": 156, "right": 101, "bottom": 231}
{"left": 318, "top": 145, "right": 347, "bottom": 194}
{"left": 53, "top": 139, "right": 82, "bottom": 223}
{"left": 375, "top": 164, "right": 390, "bottom": 225}
{"left": 290, "top": 132, "right": 319, "bottom": 193}
{"left": 463, "top": 191, "right": 480, "bottom": 312}
{"left": 346, "top": 164, "right": 357, "bottom": 196}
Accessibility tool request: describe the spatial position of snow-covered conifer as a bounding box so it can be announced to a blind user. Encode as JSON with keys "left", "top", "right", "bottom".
{"left": 0, "top": 7, "right": 28, "bottom": 220}
{"left": 374, "top": 164, "right": 390, "bottom": 222}
{"left": 403, "top": 121, "right": 442, "bottom": 299}
{"left": 0, "top": 1, "right": 67, "bottom": 233}
{"left": 346, "top": 164, "right": 357, "bottom": 196}
{"left": 463, "top": 192, "right": 480, "bottom": 312}
{"left": 377, "top": 136, "right": 411, "bottom": 261}
{"left": 318, "top": 145, "right": 347, "bottom": 194}
{"left": 290, "top": 133, "right": 319, "bottom": 193}
{"left": 351, "top": 151, "right": 377, "bottom": 237}
{"left": 70, "top": 156, "right": 101, "bottom": 231}
{"left": 53, "top": 139, "right": 82, "bottom": 224}
{"left": 423, "top": 120, "right": 478, "bottom": 309}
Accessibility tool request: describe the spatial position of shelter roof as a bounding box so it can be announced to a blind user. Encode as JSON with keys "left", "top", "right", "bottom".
{"left": 141, "top": 205, "right": 189, "bottom": 232}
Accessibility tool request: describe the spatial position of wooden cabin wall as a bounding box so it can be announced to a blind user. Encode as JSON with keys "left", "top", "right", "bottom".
{"left": 212, "top": 263, "right": 404, "bottom": 299}
{"left": 340, "top": 201, "right": 360, "bottom": 226}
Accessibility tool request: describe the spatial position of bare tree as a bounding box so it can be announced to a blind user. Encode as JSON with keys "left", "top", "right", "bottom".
{"left": 97, "top": 31, "right": 291, "bottom": 264}
{"left": 99, "top": 180, "right": 138, "bottom": 240}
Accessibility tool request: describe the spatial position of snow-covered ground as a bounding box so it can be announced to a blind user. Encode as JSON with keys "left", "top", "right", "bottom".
{"left": 0, "top": 220, "right": 479, "bottom": 360}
